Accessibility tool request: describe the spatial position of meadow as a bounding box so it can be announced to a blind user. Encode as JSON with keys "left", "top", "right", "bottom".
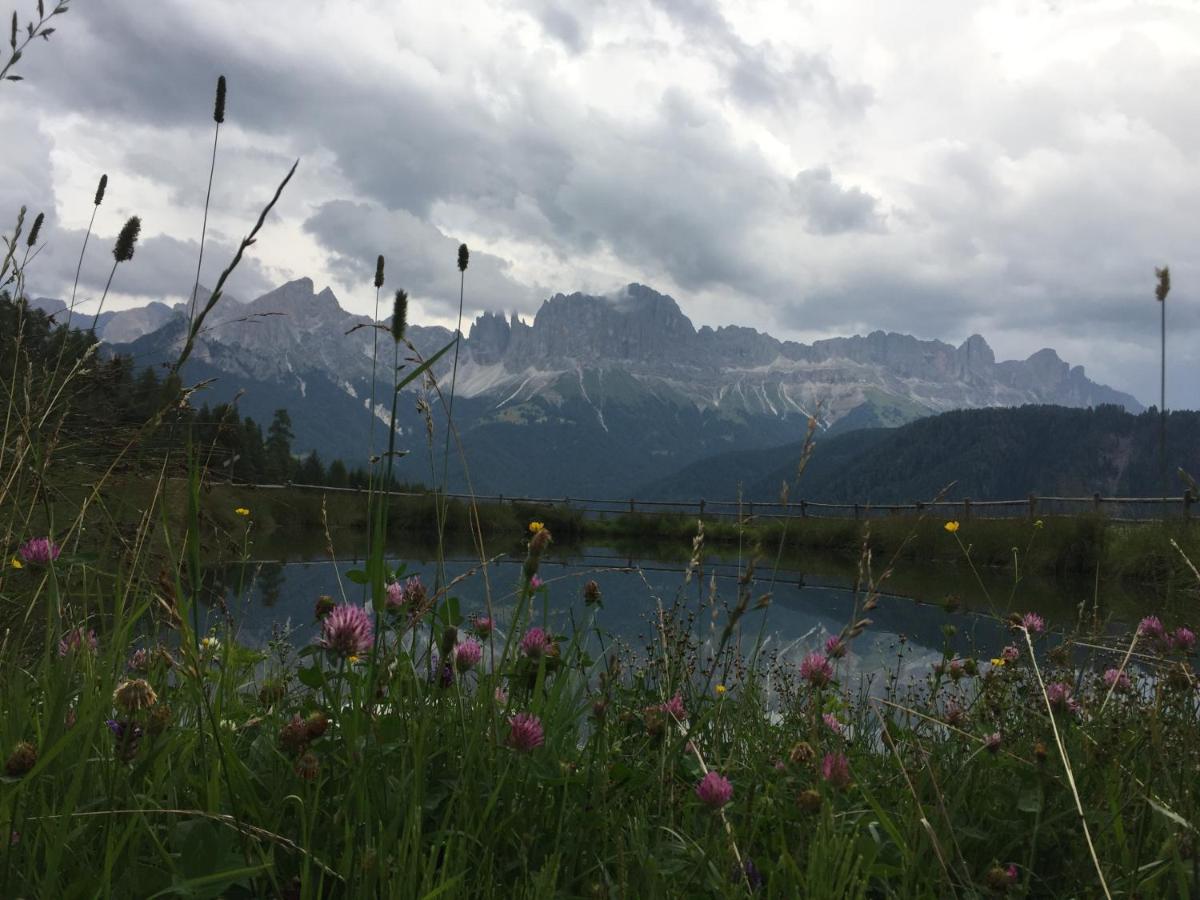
{"left": 2, "top": 21, "right": 1199, "bottom": 898}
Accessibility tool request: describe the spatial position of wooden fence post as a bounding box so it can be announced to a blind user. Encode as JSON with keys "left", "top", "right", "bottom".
{"left": 748, "top": 501, "right": 755, "bottom": 519}
{"left": 800, "top": 500, "right": 807, "bottom": 518}
{"left": 1185, "top": 489, "right": 1194, "bottom": 521}
{"left": 963, "top": 498, "right": 971, "bottom": 522}
{"left": 853, "top": 503, "right": 860, "bottom": 520}
{"left": 698, "top": 499, "right": 706, "bottom": 518}
{"left": 629, "top": 499, "right": 635, "bottom": 514}
{"left": 1028, "top": 494, "right": 1038, "bottom": 521}
{"left": 1093, "top": 492, "right": 1101, "bottom": 514}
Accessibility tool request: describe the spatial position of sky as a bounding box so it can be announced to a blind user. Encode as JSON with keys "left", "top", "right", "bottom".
{"left": 2, "top": 0, "right": 1198, "bottom": 408}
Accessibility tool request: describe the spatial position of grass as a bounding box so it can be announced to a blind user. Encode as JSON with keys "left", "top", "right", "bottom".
{"left": 2, "top": 41, "right": 1199, "bottom": 898}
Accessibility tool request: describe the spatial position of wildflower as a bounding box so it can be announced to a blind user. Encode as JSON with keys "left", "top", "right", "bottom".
{"left": 429, "top": 655, "right": 455, "bottom": 687}
{"left": 660, "top": 692, "right": 686, "bottom": 722}
{"left": 94, "top": 173, "right": 108, "bottom": 206}
{"left": 234, "top": 507, "right": 250, "bottom": 517}
{"left": 294, "top": 752, "right": 319, "bottom": 781}
{"left": 1170, "top": 627, "right": 1196, "bottom": 653}
{"left": 113, "top": 215, "right": 141, "bottom": 263}
{"left": 453, "top": 638, "right": 483, "bottom": 672}
{"left": 984, "top": 732, "right": 1002, "bottom": 753}
{"left": 314, "top": 594, "right": 335, "bottom": 621}
{"left": 26, "top": 212, "right": 43, "bottom": 246}
{"left": 820, "top": 752, "right": 851, "bottom": 789}
{"left": 529, "top": 527, "right": 552, "bottom": 555}
{"left": 591, "top": 698, "right": 608, "bottom": 720}
{"left": 1102, "top": 668, "right": 1131, "bottom": 693}
{"left": 457, "top": 243, "right": 470, "bottom": 272}
{"left": 146, "top": 704, "right": 171, "bottom": 737}
{"left": 734, "top": 857, "right": 764, "bottom": 891}
{"left": 583, "top": 579, "right": 602, "bottom": 606}
{"left": 113, "top": 679, "right": 158, "bottom": 714}
{"left": 506, "top": 712, "right": 544, "bottom": 752}
{"left": 944, "top": 703, "right": 965, "bottom": 727}
{"left": 1033, "top": 740, "right": 1048, "bottom": 763}
{"left": 796, "top": 788, "right": 822, "bottom": 813}
{"left": 519, "top": 627, "right": 554, "bottom": 659}
{"left": 799, "top": 652, "right": 833, "bottom": 688}
{"left": 1020, "top": 612, "right": 1045, "bottom": 634}
{"left": 128, "top": 648, "right": 152, "bottom": 672}
{"left": 305, "top": 711, "right": 329, "bottom": 740}
{"left": 58, "top": 627, "right": 98, "bottom": 658}
{"left": 990, "top": 657, "right": 1006, "bottom": 668}
{"left": 470, "top": 614, "right": 494, "bottom": 638}
{"left": 696, "top": 771, "right": 733, "bottom": 808}
{"left": 17, "top": 537, "right": 60, "bottom": 565}
{"left": 948, "top": 658, "right": 965, "bottom": 681}
{"left": 944, "top": 521, "right": 959, "bottom": 533}
{"left": 4, "top": 742, "right": 36, "bottom": 778}
{"left": 1045, "top": 682, "right": 1080, "bottom": 715}
{"left": 788, "top": 741, "right": 815, "bottom": 765}
{"left": 985, "top": 864, "right": 1019, "bottom": 891}
{"left": 373, "top": 254, "right": 385, "bottom": 289}
{"left": 213, "top": 74, "right": 227, "bottom": 123}
{"left": 494, "top": 686, "right": 509, "bottom": 705}
{"left": 319, "top": 604, "right": 374, "bottom": 658}
{"left": 105, "top": 720, "right": 143, "bottom": 762}
{"left": 386, "top": 576, "right": 426, "bottom": 613}
{"left": 528, "top": 521, "right": 545, "bottom": 534}
{"left": 199, "top": 636, "right": 221, "bottom": 656}
{"left": 1001, "top": 644, "right": 1020, "bottom": 662}
{"left": 529, "top": 574, "right": 545, "bottom": 591}
{"left": 824, "top": 635, "right": 847, "bottom": 659}
{"left": 1138, "top": 616, "right": 1165, "bottom": 641}
{"left": 279, "top": 715, "right": 310, "bottom": 755}
{"left": 1034, "top": 519, "right": 1044, "bottom": 528}
{"left": 391, "top": 289, "right": 408, "bottom": 342}
{"left": 9, "top": 558, "right": 20, "bottom": 570}
{"left": 823, "top": 712, "right": 847, "bottom": 736}
{"left": 715, "top": 683, "right": 727, "bottom": 697}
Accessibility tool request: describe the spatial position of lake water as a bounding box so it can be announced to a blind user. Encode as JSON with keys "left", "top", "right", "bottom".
{"left": 202, "top": 537, "right": 1153, "bottom": 680}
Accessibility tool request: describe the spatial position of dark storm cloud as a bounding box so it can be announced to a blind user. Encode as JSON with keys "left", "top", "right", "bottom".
{"left": 790, "top": 167, "right": 884, "bottom": 235}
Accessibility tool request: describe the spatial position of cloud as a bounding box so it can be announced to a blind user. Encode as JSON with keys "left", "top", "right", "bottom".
{"left": 2, "top": 0, "right": 1197, "bottom": 408}
{"left": 791, "top": 167, "right": 884, "bottom": 235}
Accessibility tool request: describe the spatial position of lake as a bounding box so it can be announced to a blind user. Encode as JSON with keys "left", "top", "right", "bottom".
{"left": 201, "top": 535, "right": 1155, "bottom": 681}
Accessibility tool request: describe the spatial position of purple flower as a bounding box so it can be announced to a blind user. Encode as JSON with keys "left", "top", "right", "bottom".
{"left": 18, "top": 537, "right": 60, "bottom": 565}
{"left": 984, "top": 731, "right": 1002, "bottom": 753}
{"left": 799, "top": 652, "right": 833, "bottom": 688}
{"left": 453, "top": 638, "right": 483, "bottom": 672}
{"left": 57, "top": 628, "right": 97, "bottom": 658}
{"left": 1138, "top": 616, "right": 1165, "bottom": 640}
{"left": 948, "top": 658, "right": 965, "bottom": 680}
{"left": 823, "top": 712, "right": 847, "bottom": 737}
{"left": 1020, "top": 612, "right": 1045, "bottom": 634}
{"left": 1102, "top": 668, "right": 1131, "bottom": 692}
{"left": 470, "top": 615, "right": 494, "bottom": 637}
{"left": 128, "top": 648, "right": 152, "bottom": 672}
{"left": 529, "top": 574, "right": 544, "bottom": 590}
{"left": 1170, "top": 627, "right": 1196, "bottom": 653}
{"left": 506, "top": 712, "right": 544, "bottom": 752}
{"left": 820, "top": 752, "right": 851, "bottom": 789}
{"left": 696, "top": 771, "right": 733, "bottom": 808}
{"left": 386, "top": 576, "right": 426, "bottom": 612}
{"left": 1001, "top": 644, "right": 1021, "bottom": 663}
{"left": 734, "top": 857, "right": 764, "bottom": 891}
{"left": 1046, "top": 681, "right": 1080, "bottom": 715}
{"left": 519, "top": 627, "right": 554, "bottom": 659}
{"left": 659, "top": 692, "right": 686, "bottom": 721}
{"left": 824, "top": 635, "right": 847, "bottom": 659}
{"left": 318, "top": 604, "right": 374, "bottom": 658}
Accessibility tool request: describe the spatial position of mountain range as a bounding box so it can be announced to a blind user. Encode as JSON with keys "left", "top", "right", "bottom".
{"left": 44, "top": 279, "right": 1144, "bottom": 498}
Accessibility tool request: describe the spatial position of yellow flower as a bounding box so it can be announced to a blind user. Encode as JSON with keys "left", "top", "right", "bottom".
{"left": 944, "top": 521, "right": 960, "bottom": 534}
{"left": 234, "top": 507, "right": 250, "bottom": 517}
{"left": 10, "top": 557, "right": 22, "bottom": 570}
{"left": 715, "top": 684, "right": 727, "bottom": 696}
{"left": 347, "top": 655, "right": 362, "bottom": 665}
{"left": 990, "top": 657, "right": 1006, "bottom": 667}
{"left": 1034, "top": 519, "right": 1044, "bottom": 529}
{"left": 528, "top": 521, "right": 544, "bottom": 534}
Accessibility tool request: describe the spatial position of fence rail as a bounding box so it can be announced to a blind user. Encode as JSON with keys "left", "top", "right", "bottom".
{"left": 230, "top": 481, "right": 1199, "bottom": 524}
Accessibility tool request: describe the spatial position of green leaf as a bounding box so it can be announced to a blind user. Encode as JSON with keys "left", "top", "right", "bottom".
{"left": 298, "top": 665, "right": 325, "bottom": 689}
{"left": 1018, "top": 782, "right": 1042, "bottom": 814}
{"left": 344, "top": 568, "right": 368, "bottom": 585}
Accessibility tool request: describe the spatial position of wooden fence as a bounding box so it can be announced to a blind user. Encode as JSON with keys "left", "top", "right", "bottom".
{"left": 235, "top": 481, "right": 1199, "bottom": 524}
